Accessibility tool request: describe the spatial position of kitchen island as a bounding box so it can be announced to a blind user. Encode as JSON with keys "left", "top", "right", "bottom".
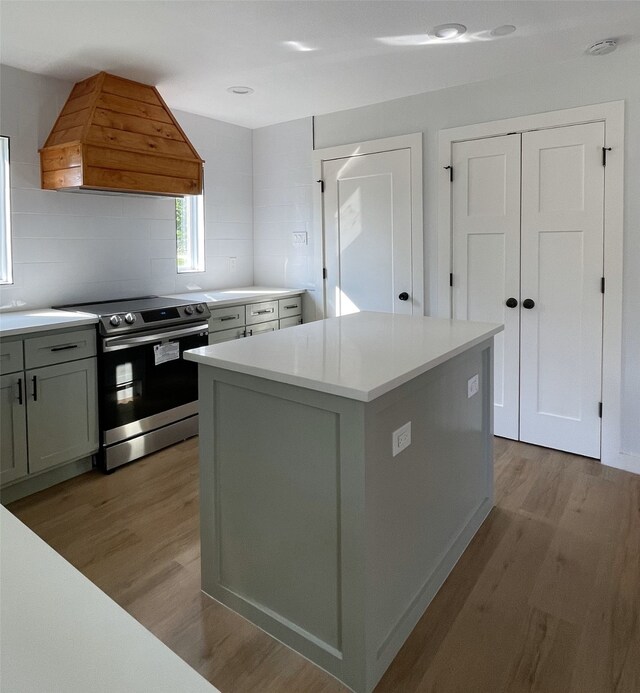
{"left": 185, "top": 312, "right": 502, "bottom": 693}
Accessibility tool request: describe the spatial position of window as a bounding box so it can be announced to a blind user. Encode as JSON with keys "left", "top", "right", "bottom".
{"left": 0, "top": 136, "right": 12, "bottom": 285}
{"left": 175, "top": 193, "right": 205, "bottom": 273}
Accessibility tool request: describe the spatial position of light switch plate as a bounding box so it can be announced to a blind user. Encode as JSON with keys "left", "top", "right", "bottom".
{"left": 227, "top": 257, "right": 237, "bottom": 272}
{"left": 468, "top": 374, "right": 479, "bottom": 398}
{"left": 392, "top": 421, "right": 411, "bottom": 457}
{"left": 292, "top": 232, "right": 308, "bottom": 246}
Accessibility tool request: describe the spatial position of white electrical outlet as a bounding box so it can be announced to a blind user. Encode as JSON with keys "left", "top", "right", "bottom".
{"left": 292, "top": 232, "right": 308, "bottom": 246}
{"left": 392, "top": 422, "right": 411, "bottom": 457}
{"left": 468, "top": 374, "right": 479, "bottom": 398}
{"left": 227, "top": 257, "right": 237, "bottom": 272}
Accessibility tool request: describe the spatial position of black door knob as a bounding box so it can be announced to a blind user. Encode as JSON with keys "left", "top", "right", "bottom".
{"left": 398, "top": 292, "right": 409, "bottom": 301}
{"left": 505, "top": 297, "right": 518, "bottom": 308}
{"left": 522, "top": 298, "right": 535, "bottom": 309}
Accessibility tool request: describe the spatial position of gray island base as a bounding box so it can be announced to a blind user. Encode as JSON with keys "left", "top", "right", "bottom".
{"left": 185, "top": 312, "right": 502, "bottom": 693}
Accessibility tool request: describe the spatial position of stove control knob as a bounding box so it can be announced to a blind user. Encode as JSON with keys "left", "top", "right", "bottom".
{"left": 184, "top": 305, "right": 194, "bottom": 315}
{"left": 124, "top": 313, "right": 136, "bottom": 325}
{"left": 109, "top": 315, "right": 122, "bottom": 327}
{"left": 195, "top": 303, "right": 206, "bottom": 313}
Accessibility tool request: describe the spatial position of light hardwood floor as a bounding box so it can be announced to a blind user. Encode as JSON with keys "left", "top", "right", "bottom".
{"left": 8, "top": 437, "right": 640, "bottom": 693}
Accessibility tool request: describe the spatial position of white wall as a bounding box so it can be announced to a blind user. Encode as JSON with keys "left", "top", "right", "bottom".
{"left": 0, "top": 65, "right": 253, "bottom": 310}
{"left": 315, "top": 46, "right": 640, "bottom": 457}
{"left": 252, "top": 118, "right": 315, "bottom": 299}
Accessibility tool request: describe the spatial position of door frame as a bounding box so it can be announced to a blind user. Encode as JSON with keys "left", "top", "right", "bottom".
{"left": 313, "top": 133, "right": 424, "bottom": 320}
{"left": 437, "top": 101, "right": 625, "bottom": 469}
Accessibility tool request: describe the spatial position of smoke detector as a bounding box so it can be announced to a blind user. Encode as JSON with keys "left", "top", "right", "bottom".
{"left": 587, "top": 39, "right": 617, "bottom": 56}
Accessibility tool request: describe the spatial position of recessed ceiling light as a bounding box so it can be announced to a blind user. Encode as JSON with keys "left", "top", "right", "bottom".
{"left": 430, "top": 23, "right": 467, "bottom": 40}
{"left": 227, "top": 86, "right": 254, "bottom": 95}
{"left": 490, "top": 25, "right": 516, "bottom": 37}
{"left": 587, "top": 39, "right": 617, "bottom": 56}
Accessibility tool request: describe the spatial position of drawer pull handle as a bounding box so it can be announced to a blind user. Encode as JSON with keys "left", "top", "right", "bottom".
{"left": 284, "top": 304, "right": 298, "bottom": 310}
{"left": 17, "top": 377, "right": 23, "bottom": 405}
{"left": 50, "top": 344, "right": 79, "bottom": 352}
{"left": 253, "top": 309, "right": 274, "bottom": 315}
{"left": 32, "top": 375, "right": 38, "bottom": 402}
{"left": 220, "top": 315, "right": 238, "bottom": 322}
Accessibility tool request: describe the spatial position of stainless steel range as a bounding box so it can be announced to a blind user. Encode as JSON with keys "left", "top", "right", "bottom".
{"left": 56, "top": 296, "right": 210, "bottom": 472}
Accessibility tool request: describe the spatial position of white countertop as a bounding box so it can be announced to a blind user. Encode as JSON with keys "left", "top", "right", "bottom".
{"left": 0, "top": 309, "right": 98, "bottom": 338}
{"left": 185, "top": 312, "right": 503, "bottom": 402}
{"left": 0, "top": 507, "right": 219, "bottom": 693}
{"left": 166, "top": 286, "right": 304, "bottom": 307}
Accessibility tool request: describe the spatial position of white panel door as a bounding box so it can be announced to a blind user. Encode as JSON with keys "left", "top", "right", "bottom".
{"left": 323, "top": 149, "right": 414, "bottom": 317}
{"left": 452, "top": 134, "right": 521, "bottom": 439}
{"left": 520, "top": 122, "right": 604, "bottom": 458}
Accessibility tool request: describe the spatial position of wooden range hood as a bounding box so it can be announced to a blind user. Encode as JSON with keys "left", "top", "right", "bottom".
{"left": 39, "top": 72, "right": 203, "bottom": 197}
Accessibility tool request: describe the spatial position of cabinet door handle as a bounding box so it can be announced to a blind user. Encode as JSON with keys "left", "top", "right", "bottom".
{"left": 50, "top": 344, "right": 79, "bottom": 352}
{"left": 32, "top": 375, "right": 38, "bottom": 402}
{"left": 220, "top": 315, "right": 237, "bottom": 322}
{"left": 247, "top": 329, "right": 253, "bottom": 336}
{"left": 17, "top": 377, "right": 23, "bottom": 405}
{"left": 505, "top": 297, "right": 518, "bottom": 308}
{"left": 252, "top": 308, "right": 274, "bottom": 315}
{"left": 284, "top": 304, "right": 298, "bottom": 310}
{"left": 522, "top": 298, "right": 535, "bottom": 309}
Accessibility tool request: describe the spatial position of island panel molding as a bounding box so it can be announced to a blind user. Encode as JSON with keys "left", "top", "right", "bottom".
{"left": 189, "top": 312, "right": 500, "bottom": 692}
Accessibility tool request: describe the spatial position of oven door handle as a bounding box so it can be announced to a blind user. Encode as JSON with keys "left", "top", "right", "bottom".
{"left": 102, "top": 324, "right": 208, "bottom": 352}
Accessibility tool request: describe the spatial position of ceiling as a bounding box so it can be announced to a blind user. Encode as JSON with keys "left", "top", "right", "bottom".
{"left": 1, "top": 1, "right": 639, "bottom": 129}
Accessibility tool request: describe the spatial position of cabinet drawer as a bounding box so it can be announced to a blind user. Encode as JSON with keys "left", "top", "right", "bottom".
{"left": 246, "top": 319, "right": 279, "bottom": 336}
{"left": 246, "top": 301, "right": 279, "bottom": 325}
{"left": 208, "top": 327, "right": 245, "bottom": 345}
{"left": 25, "top": 328, "right": 97, "bottom": 369}
{"left": 278, "top": 296, "right": 302, "bottom": 318}
{"left": 280, "top": 315, "right": 303, "bottom": 329}
{"left": 209, "top": 305, "right": 246, "bottom": 333}
{"left": 0, "top": 340, "right": 24, "bottom": 375}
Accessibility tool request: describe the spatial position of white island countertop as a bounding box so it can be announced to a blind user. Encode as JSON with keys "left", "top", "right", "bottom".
{"left": 0, "top": 507, "right": 219, "bottom": 693}
{"left": 0, "top": 309, "right": 98, "bottom": 337}
{"left": 165, "top": 285, "right": 304, "bottom": 307}
{"left": 185, "top": 311, "right": 502, "bottom": 402}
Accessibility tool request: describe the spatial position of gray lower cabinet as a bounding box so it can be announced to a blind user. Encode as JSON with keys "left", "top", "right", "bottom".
{"left": 26, "top": 359, "right": 98, "bottom": 474}
{"left": 0, "top": 373, "right": 28, "bottom": 485}
{"left": 207, "top": 294, "right": 303, "bottom": 344}
{"left": 0, "top": 328, "right": 99, "bottom": 490}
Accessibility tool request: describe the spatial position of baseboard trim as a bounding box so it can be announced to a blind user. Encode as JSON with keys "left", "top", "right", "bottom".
{"left": 0, "top": 456, "right": 94, "bottom": 504}
{"left": 602, "top": 452, "right": 640, "bottom": 476}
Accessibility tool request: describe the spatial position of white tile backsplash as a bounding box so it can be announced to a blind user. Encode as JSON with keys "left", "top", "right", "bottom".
{"left": 252, "top": 117, "right": 315, "bottom": 293}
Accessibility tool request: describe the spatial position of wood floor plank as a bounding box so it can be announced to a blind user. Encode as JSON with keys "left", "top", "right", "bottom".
{"left": 6, "top": 438, "right": 640, "bottom": 693}
{"left": 500, "top": 607, "right": 581, "bottom": 693}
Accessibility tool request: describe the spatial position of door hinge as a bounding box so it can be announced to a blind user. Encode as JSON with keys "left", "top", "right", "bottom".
{"left": 317, "top": 179, "right": 325, "bottom": 193}
{"left": 322, "top": 267, "right": 327, "bottom": 279}
{"left": 602, "top": 147, "right": 612, "bottom": 166}
{"left": 601, "top": 277, "right": 605, "bottom": 294}
{"left": 444, "top": 165, "right": 453, "bottom": 182}
{"left": 599, "top": 402, "right": 603, "bottom": 418}
{"left": 449, "top": 273, "right": 454, "bottom": 287}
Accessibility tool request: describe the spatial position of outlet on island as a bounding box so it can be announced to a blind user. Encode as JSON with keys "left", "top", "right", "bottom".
{"left": 392, "top": 421, "right": 412, "bottom": 457}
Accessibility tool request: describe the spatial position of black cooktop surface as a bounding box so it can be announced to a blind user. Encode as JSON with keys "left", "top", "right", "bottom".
{"left": 55, "top": 296, "right": 193, "bottom": 316}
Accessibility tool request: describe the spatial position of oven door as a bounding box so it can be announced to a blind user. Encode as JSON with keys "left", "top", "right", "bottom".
{"left": 100, "top": 323, "right": 208, "bottom": 445}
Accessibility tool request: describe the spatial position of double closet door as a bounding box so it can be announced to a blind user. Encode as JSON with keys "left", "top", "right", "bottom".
{"left": 452, "top": 122, "right": 604, "bottom": 458}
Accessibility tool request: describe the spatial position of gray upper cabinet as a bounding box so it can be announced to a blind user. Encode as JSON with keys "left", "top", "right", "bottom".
{"left": 0, "top": 373, "right": 28, "bottom": 485}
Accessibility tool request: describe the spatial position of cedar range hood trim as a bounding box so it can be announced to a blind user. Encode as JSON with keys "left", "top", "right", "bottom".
{"left": 39, "top": 72, "right": 204, "bottom": 197}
